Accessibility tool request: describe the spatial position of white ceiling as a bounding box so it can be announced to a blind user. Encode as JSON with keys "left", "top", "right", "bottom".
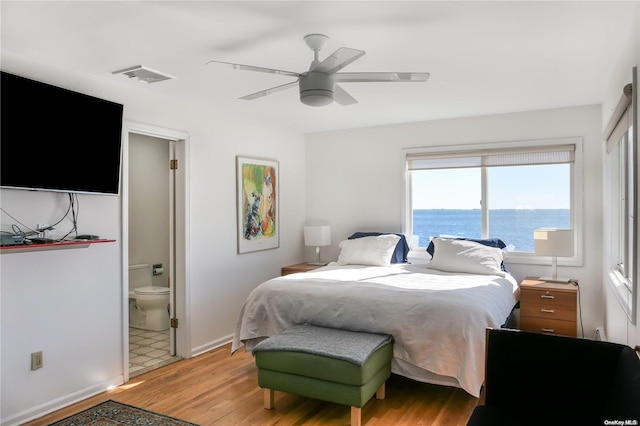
{"left": 1, "top": 1, "right": 637, "bottom": 133}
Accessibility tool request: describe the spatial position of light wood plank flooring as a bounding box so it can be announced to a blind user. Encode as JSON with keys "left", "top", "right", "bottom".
{"left": 23, "top": 343, "right": 478, "bottom": 425}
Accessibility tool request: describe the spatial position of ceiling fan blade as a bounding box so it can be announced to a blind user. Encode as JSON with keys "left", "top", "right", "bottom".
{"left": 311, "top": 47, "right": 366, "bottom": 74}
{"left": 334, "top": 84, "right": 358, "bottom": 106}
{"left": 206, "top": 60, "right": 300, "bottom": 78}
{"left": 336, "top": 72, "right": 430, "bottom": 83}
{"left": 239, "top": 80, "right": 299, "bottom": 100}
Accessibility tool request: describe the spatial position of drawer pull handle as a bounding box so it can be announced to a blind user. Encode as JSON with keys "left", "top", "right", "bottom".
{"left": 540, "top": 295, "right": 555, "bottom": 299}
{"left": 541, "top": 328, "right": 555, "bottom": 333}
{"left": 541, "top": 309, "right": 555, "bottom": 314}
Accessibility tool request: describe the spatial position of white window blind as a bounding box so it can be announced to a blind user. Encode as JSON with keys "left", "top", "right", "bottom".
{"left": 604, "top": 83, "right": 633, "bottom": 154}
{"left": 407, "top": 144, "right": 575, "bottom": 171}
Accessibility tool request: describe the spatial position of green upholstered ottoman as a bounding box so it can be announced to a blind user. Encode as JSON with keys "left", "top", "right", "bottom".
{"left": 252, "top": 325, "right": 394, "bottom": 426}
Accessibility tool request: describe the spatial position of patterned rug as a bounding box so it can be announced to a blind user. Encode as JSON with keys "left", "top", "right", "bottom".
{"left": 49, "top": 400, "right": 198, "bottom": 426}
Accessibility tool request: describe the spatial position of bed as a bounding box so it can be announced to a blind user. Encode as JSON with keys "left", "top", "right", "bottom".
{"left": 231, "top": 235, "right": 519, "bottom": 398}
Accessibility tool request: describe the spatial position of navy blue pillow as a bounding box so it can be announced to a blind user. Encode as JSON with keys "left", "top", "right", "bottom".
{"left": 426, "top": 237, "right": 508, "bottom": 272}
{"left": 348, "top": 232, "right": 410, "bottom": 263}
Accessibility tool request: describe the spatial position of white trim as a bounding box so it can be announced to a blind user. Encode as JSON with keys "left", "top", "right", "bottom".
{"left": 402, "top": 137, "right": 583, "bottom": 267}
{"left": 603, "top": 69, "right": 637, "bottom": 326}
{"left": 191, "top": 335, "right": 235, "bottom": 358}
{"left": 121, "top": 121, "right": 191, "bottom": 384}
{"left": 607, "top": 269, "right": 634, "bottom": 322}
{"left": 631, "top": 66, "right": 638, "bottom": 326}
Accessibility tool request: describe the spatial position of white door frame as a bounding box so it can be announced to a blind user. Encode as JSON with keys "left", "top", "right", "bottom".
{"left": 121, "top": 121, "right": 191, "bottom": 382}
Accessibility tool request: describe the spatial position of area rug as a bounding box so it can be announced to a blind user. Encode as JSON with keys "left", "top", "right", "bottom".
{"left": 49, "top": 400, "right": 198, "bottom": 426}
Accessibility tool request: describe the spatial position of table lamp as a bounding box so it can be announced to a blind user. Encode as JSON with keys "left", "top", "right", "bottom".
{"left": 533, "top": 228, "right": 574, "bottom": 282}
{"left": 304, "top": 225, "right": 331, "bottom": 265}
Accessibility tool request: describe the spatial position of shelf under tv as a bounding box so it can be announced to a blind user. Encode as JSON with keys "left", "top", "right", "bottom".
{"left": 0, "top": 239, "right": 116, "bottom": 254}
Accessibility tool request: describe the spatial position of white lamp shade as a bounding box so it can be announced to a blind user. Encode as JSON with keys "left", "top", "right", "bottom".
{"left": 304, "top": 225, "right": 331, "bottom": 247}
{"left": 533, "top": 229, "right": 574, "bottom": 257}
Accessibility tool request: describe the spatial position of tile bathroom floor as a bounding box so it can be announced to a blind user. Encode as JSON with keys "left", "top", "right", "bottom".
{"left": 129, "top": 327, "right": 182, "bottom": 377}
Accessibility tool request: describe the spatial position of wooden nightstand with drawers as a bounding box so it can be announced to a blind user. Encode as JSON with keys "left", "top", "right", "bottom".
{"left": 281, "top": 263, "right": 324, "bottom": 276}
{"left": 519, "top": 277, "right": 578, "bottom": 337}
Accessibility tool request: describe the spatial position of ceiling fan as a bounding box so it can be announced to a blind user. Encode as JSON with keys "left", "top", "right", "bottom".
{"left": 206, "top": 34, "right": 430, "bottom": 107}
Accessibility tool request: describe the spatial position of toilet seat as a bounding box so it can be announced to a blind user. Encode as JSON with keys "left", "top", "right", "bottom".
{"left": 134, "top": 286, "right": 169, "bottom": 295}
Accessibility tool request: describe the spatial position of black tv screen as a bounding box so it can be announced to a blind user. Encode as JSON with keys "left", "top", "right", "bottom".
{"left": 1, "top": 71, "right": 124, "bottom": 195}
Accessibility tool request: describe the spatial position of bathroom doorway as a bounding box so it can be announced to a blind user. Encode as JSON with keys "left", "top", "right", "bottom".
{"left": 122, "top": 122, "right": 190, "bottom": 381}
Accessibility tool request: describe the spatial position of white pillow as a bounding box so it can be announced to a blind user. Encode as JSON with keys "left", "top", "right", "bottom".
{"left": 427, "top": 238, "right": 504, "bottom": 275}
{"left": 407, "top": 249, "right": 430, "bottom": 265}
{"left": 337, "top": 234, "right": 401, "bottom": 266}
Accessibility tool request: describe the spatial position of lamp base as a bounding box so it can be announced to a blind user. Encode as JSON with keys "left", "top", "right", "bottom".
{"left": 538, "top": 276, "right": 571, "bottom": 283}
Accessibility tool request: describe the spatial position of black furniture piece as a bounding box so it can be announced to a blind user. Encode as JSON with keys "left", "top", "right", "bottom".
{"left": 467, "top": 328, "right": 640, "bottom": 426}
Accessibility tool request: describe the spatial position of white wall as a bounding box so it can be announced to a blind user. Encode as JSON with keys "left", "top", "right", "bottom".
{"left": 0, "top": 52, "right": 306, "bottom": 425}
{"left": 601, "top": 3, "right": 640, "bottom": 347}
{"left": 129, "top": 134, "right": 171, "bottom": 288}
{"left": 306, "top": 105, "right": 604, "bottom": 337}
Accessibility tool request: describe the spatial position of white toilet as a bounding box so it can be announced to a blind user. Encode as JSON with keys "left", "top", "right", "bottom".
{"left": 129, "top": 264, "right": 170, "bottom": 331}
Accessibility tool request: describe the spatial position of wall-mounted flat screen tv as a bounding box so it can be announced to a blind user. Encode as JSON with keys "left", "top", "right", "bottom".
{"left": 1, "top": 71, "right": 124, "bottom": 195}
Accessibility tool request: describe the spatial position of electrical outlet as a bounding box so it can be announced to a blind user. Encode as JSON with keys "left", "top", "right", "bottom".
{"left": 31, "top": 351, "right": 43, "bottom": 370}
{"left": 594, "top": 327, "right": 607, "bottom": 341}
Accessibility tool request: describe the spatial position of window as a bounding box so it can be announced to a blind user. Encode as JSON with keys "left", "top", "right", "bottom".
{"left": 604, "top": 75, "right": 636, "bottom": 323}
{"left": 405, "top": 139, "right": 580, "bottom": 259}
{"left": 619, "top": 127, "right": 635, "bottom": 290}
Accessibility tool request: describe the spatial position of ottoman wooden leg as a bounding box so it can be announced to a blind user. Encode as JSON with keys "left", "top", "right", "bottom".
{"left": 264, "top": 388, "right": 274, "bottom": 409}
{"left": 351, "top": 406, "right": 362, "bottom": 426}
{"left": 376, "top": 382, "right": 386, "bottom": 400}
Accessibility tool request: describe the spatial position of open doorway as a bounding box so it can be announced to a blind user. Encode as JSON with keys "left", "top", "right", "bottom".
{"left": 122, "top": 122, "right": 190, "bottom": 381}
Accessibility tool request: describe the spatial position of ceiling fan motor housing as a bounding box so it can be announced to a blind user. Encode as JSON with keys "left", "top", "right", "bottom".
{"left": 299, "top": 72, "right": 335, "bottom": 106}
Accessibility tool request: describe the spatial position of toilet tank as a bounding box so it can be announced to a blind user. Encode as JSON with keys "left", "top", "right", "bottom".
{"left": 129, "top": 264, "right": 152, "bottom": 290}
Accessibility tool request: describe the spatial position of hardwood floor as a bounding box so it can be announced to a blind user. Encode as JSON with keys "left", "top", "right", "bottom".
{"left": 23, "top": 343, "right": 478, "bottom": 425}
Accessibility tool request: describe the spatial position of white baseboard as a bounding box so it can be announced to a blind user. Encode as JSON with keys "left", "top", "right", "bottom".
{"left": 1, "top": 375, "right": 123, "bottom": 426}
{"left": 190, "top": 333, "right": 234, "bottom": 358}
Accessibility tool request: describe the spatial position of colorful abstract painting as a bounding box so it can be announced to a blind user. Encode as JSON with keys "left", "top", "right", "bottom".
{"left": 236, "top": 156, "right": 279, "bottom": 253}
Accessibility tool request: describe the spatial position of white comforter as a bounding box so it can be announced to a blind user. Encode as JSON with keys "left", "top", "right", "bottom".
{"left": 231, "top": 263, "right": 519, "bottom": 397}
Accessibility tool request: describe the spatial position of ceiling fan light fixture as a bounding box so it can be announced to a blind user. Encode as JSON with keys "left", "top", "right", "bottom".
{"left": 300, "top": 90, "right": 334, "bottom": 107}
{"left": 299, "top": 72, "right": 335, "bottom": 106}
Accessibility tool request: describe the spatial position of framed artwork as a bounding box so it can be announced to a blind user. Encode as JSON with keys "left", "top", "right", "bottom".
{"left": 236, "top": 156, "right": 279, "bottom": 253}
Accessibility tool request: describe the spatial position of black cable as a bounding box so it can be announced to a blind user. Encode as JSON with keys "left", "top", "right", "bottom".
{"left": 58, "top": 193, "right": 79, "bottom": 241}
{"left": 1, "top": 193, "right": 80, "bottom": 244}
{"left": 0, "top": 208, "right": 40, "bottom": 236}
{"left": 48, "top": 195, "right": 74, "bottom": 236}
{"left": 11, "top": 223, "right": 28, "bottom": 239}
{"left": 569, "top": 279, "right": 584, "bottom": 338}
{"left": 1, "top": 193, "right": 79, "bottom": 241}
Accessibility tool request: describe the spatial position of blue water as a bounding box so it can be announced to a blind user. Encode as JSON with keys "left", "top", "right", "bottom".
{"left": 413, "top": 209, "right": 570, "bottom": 252}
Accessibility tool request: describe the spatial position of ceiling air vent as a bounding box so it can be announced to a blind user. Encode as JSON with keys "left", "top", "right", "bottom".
{"left": 112, "top": 65, "right": 175, "bottom": 84}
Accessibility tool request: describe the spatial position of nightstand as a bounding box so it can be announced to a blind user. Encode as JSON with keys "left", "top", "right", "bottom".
{"left": 281, "top": 263, "right": 324, "bottom": 276}
{"left": 519, "top": 277, "right": 577, "bottom": 337}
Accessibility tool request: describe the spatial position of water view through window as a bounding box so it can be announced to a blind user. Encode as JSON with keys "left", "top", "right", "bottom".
{"left": 411, "top": 163, "right": 571, "bottom": 252}
{"left": 412, "top": 208, "right": 570, "bottom": 252}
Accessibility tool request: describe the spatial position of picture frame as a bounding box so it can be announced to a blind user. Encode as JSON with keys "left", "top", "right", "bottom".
{"left": 236, "top": 156, "right": 279, "bottom": 254}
